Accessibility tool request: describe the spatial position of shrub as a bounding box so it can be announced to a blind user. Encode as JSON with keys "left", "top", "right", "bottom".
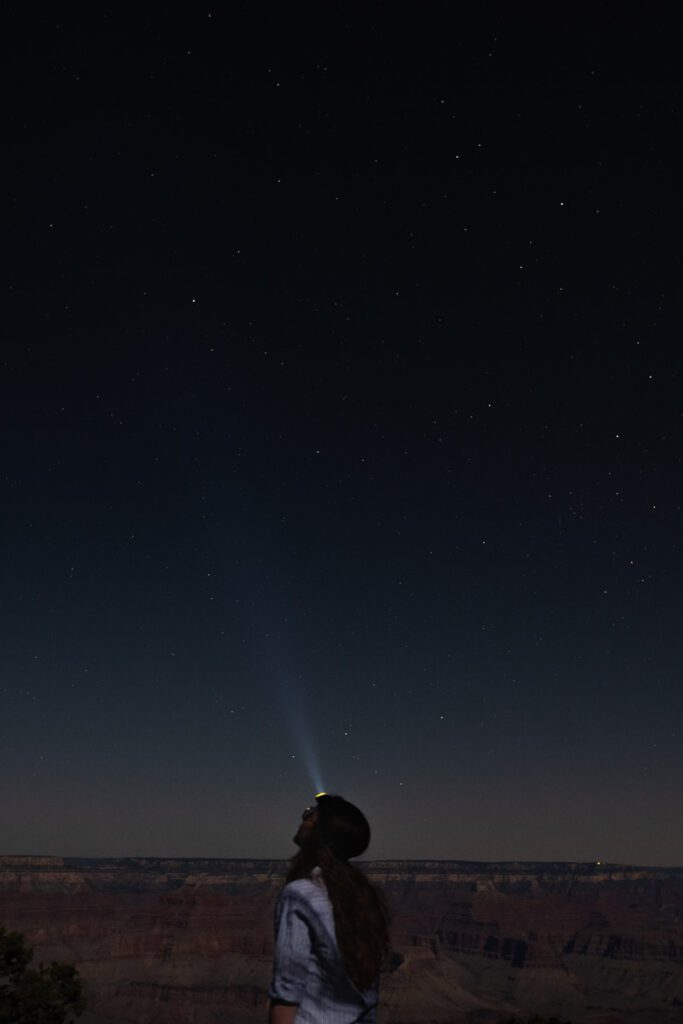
{"left": 0, "top": 926, "right": 86, "bottom": 1024}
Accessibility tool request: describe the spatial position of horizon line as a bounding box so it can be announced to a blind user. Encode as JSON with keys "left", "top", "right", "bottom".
{"left": 2, "top": 853, "right": 682, "bottom": 871}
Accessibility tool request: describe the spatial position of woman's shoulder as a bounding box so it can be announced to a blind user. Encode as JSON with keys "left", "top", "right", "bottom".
{"left": 281, "top": 868, "right": 326, "bottom": 904}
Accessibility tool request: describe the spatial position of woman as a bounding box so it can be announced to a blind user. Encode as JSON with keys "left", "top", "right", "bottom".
{"left": 269, "top": 793, "right": 389, "bottom": 1023}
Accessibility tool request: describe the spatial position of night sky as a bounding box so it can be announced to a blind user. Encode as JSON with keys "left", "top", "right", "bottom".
{"left": 3, "top": 6, "right": 682, "bottom": 865}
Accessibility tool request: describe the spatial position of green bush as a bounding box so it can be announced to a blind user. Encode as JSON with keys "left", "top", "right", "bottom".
{"left": 0, "top": 926, "right": 86, "bottom": 1024}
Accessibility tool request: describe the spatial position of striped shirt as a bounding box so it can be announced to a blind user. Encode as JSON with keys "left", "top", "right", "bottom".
{"left": 269, "top": 868, "right": 378, "bottom": 1023}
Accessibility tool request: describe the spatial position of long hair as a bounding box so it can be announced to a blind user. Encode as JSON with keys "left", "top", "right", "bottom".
{"left": 286, "top": 794, "right": 389, "bottom": 991}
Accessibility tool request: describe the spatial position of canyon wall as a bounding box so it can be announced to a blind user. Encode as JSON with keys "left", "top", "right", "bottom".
{"left": 1, "top": 856, "right": 682, "bottom": 1023}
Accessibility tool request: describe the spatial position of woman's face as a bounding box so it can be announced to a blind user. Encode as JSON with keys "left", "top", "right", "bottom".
{"left": 294, "top": 805, "right": 318, "bottom": 847}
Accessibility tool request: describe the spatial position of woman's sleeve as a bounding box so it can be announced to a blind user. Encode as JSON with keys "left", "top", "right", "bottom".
{"left": 268, "top": 888, "right": 313, "bottom": 1004}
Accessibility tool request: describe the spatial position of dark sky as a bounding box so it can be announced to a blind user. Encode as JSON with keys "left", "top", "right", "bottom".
{"left": 3, "top": 5, "right": 682, "bottom": 864}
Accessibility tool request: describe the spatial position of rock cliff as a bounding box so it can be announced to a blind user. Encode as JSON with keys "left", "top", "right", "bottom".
{"left": 1, "top": 857, "right": 681, "bottom": 1023}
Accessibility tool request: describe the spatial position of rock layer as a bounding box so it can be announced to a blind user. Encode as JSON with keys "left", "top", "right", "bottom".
{"left": 1, "top": 856, "right": 682, "bottom": 1023}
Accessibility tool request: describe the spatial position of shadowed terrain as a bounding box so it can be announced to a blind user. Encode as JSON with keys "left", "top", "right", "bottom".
{"left": 1, "top": 856, "right": 682, "bottom": 1023}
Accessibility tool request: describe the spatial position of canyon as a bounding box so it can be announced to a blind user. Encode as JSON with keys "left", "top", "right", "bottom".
{"left": 1, "top": 856, "right": 682, "bottom": 1023}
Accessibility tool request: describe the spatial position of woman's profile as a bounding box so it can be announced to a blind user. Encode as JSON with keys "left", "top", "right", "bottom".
{"left": 269, "top": 793, "right": 389, "bottom": 1023}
